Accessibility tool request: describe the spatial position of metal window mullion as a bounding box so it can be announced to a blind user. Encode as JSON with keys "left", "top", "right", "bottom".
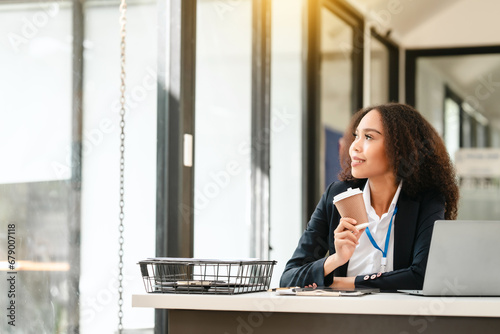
{"left": 251, "top": 0, "right": 271, "bottom": 260}
{"left": 156, "top": 0, "right": 195, "bottom": 262}
{"left": 69, "top": 0, "right": 84, "bottom": 332}
{"left": 179, "top": 0, "right": 196, "bottom": 258}
{"left": 156, "top": 0, "right": 196, "bottom": 332}
{"left": 370, "top": 28, "right": 400, "bottom": 102}
{"left": 302, "top": 0, "right": 321, "bottom": 227}
{"left": 351, "top": 17, "right": 364, "bottom": 111}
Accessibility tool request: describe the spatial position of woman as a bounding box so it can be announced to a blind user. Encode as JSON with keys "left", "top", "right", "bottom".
{"left": 280, "top": 103, "right": 459, "bottom": 290}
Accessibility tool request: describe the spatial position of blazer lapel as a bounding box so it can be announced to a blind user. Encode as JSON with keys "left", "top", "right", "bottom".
{"left": 393, "top": 192, "right": 420, "bottom": 270}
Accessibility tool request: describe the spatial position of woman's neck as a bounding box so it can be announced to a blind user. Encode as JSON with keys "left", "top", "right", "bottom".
{"left": 369, "top": 177, "right": 397, "bottom": 217}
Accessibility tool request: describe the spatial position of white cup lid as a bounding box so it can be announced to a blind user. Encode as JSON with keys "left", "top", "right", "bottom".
{"left": 333, "top": 187, "right": 363, "bottom": 203}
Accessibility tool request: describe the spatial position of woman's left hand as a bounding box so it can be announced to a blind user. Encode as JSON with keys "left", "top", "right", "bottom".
{"left": 330, "top": 276, "right": 355, "bottom": 289}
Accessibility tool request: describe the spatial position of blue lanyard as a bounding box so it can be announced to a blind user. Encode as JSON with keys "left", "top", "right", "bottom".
{"left": 365, "top": 206, "right": 398, "bottom": 269}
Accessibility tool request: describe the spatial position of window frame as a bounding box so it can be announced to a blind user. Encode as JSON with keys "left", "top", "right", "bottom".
{"left": 370, "top": 28, "right": 399, "bottom": 103}
{"left": 302, "top": 0, "right": 365, "bottom": 225}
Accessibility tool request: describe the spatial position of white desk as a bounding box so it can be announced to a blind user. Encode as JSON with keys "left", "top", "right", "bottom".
{"left": 132, "top": 292, "right": 500, "bottom": 333}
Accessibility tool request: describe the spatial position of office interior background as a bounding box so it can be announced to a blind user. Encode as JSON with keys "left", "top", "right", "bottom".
{"left": 1, "top": 0, "right": 500, "bottom": 332}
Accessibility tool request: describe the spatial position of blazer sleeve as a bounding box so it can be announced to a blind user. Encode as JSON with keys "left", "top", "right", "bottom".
{"left": 279, "top": 185, "right": 334, "bottom": 287}
{"left": 354, "top": 191, "right": 445, "bottom": 291}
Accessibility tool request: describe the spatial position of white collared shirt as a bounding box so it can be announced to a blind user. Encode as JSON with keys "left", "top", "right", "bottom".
{"left": 347, "top": 180, "right": 402, "bottom": 276}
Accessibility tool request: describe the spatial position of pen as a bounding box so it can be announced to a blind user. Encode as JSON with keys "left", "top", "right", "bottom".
{"left": 355, "top": 222, "right": 370, "bottom": 230}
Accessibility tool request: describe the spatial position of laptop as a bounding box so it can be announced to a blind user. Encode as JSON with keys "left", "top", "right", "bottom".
{"left": 399, "top": 220, "right": 500, "bottom": 296}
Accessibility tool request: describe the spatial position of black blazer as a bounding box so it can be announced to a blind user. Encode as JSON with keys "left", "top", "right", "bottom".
{"left": 280, "top": 179, "right": 445, "bottom": 290}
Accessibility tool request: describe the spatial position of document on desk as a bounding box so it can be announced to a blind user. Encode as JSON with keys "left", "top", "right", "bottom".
{"left": 273, "top": 287, "right": 378, "bottom": 297}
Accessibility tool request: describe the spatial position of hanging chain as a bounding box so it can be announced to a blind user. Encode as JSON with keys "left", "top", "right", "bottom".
{"left": 118, "top": 0, "right": 127, "bottom": 333}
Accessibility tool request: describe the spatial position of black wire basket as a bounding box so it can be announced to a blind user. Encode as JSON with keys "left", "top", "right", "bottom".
{"left": 138, "top": 258, "right": 276, "bottom": 295}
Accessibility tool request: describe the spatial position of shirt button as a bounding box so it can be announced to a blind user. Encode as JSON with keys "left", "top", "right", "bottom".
{"left": 364, "top": 275, "right": 370, "bottom": 281}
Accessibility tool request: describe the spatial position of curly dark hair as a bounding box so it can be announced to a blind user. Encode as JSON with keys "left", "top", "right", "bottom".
{"left": 339, "top": 103, "right": 459, "bottom": 220}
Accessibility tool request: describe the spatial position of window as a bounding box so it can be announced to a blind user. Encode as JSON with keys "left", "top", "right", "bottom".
{"left": 0, "top": 3, "right": 75, "bottom": 333}
{"left": 193, "top": 0, "right": 253, "bottom": 259}
{"left": 81, "top": 1, "right": 157, "bottom": 332}
{"left": 320, "top": 1, "right": 363, "bottom": 188}
{"left": 444, "top": 88, "right": 461, "bottom": 160}
{"left": 269, "top": 0, "right": 303, "bottom": 287}
{"left": 370, "top": 30, "right": 399, "bottom": 105}
{"left": 0, "top": 1, "right": 157, "bottom": 332}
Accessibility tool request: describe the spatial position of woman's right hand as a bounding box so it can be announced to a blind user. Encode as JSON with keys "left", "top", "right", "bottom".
{"left": 323, "top": 217, "right": 364, "bottom": 277}
{"left": 333, "top": 217, "right": 362, "bottom": 265}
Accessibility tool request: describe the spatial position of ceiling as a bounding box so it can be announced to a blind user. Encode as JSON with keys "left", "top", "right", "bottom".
{"left": 348, "top": 0, "right": 500, "bottom": 129}
{"left": 351, "top": 0, "right": 500, "bottom": 48}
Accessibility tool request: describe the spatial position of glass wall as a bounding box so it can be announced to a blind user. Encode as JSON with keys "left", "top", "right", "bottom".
{"left": 269, "top": 0, "right": 303, "bottom": 288}
{"left": 0, "top": 1, "right": 157, "bottom": 332}
{"left": 81, "top": 1, "right": 157, "bottom": 332}
{"left": 321, "top": 6, "right": 356, "bottom": 187}
{"left": 416, "top": 54, "right": 500, "bottom": 221}
{"left": 0, "top": 2, "right": 75, "bottom": 333}
{"left": 444, "top": 96, "right": 460, "bottom": 161}
{"left": 370, "top": 35, "right": 389, "bottom": 105}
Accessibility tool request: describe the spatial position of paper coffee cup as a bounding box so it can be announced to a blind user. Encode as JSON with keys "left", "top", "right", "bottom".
{"left": 333, "top": 187, "right": 368, "bottom": 225}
